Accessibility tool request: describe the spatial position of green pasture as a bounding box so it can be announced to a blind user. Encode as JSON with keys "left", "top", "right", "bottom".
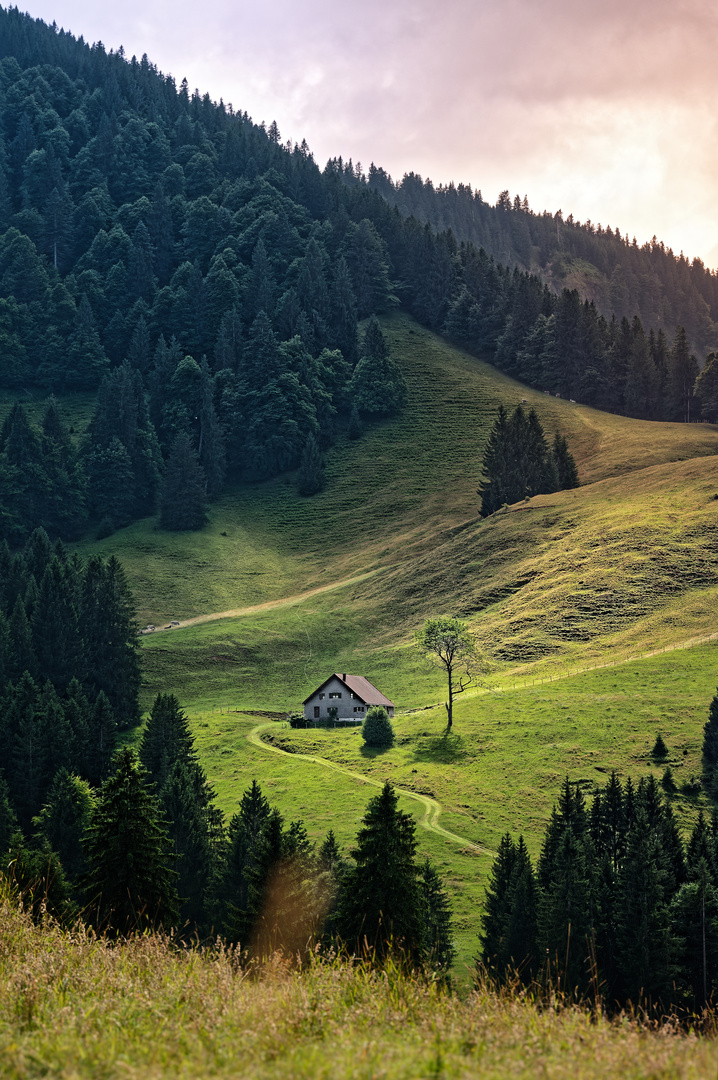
{"left": 133, "top": 640, "right": 718, "bottom": 973}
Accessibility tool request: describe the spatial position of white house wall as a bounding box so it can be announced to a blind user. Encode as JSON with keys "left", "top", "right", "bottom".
{"left": 303, "top": 676, "right": 369, "bottom": 722}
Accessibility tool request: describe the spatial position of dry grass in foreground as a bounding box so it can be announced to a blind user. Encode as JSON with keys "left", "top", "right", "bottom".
{"left": 0, "top": 894, "right": 715, "bottom": 1080}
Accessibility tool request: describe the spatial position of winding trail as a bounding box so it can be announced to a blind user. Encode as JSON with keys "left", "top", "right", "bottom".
{"left": 246, "top": 722, "right": 492, "bottom": 858}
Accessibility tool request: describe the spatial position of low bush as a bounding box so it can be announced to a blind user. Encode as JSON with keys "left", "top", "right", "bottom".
{"left": 362, "top": 706, "right": 394, "bottom": 748}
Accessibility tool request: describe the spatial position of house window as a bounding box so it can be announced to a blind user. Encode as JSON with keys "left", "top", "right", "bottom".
{"left": 354, "top": 706, "right": 364, "bottom": 713}
{"left": 329, "top": 692, "right": 342, "bottom": 699}
{"left": 319, "top": 693, "right": 325, "bottom": 700}
{"left": 314, "top": 706, "right": 320, "bottom": 718}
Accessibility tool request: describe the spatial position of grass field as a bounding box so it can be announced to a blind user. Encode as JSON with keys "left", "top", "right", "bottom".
{"left": 4, "top": 893, "right": 715, "bottom": 1080}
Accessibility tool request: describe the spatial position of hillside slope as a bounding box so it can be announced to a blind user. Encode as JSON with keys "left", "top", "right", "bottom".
{"left": 84, "top": 289, "right": 718, "bottom": 977}
{"left": 83, "top": 312, "right": 718, "bottom": 629}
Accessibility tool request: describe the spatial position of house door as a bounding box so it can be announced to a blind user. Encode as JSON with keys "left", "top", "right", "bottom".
{"left": 314, "top": 706, "right": 320, "bottom": 718}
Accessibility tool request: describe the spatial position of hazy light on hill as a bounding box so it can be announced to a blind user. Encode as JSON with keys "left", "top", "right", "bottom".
{"left": 21, "top": 0, "right": 718, "bottom": 267}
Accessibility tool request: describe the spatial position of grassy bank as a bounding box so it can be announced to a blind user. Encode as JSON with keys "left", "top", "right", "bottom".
{"left": 0, "top": 893, "right": 714, "bottom": 1080}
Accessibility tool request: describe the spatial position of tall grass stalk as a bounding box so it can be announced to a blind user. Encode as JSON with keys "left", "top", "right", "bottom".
{"left": 1, "top": 886, "right": 716, "bottom": 1079}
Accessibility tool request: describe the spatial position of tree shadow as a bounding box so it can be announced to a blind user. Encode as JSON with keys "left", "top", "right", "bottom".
{"left": 411, "top": 731, "right": 466, "bottom": 764}
{"left": 359, "top": 743, "right": 394, "bottom": 759}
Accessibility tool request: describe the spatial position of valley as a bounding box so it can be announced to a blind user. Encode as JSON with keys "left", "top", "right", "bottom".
{"left": 79, "top": 313, "right": 718, "bottom": 972}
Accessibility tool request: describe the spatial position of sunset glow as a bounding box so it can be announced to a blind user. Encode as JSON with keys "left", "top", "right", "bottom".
{"left": 17, "top": 0, "right": 718, "bottom": 265}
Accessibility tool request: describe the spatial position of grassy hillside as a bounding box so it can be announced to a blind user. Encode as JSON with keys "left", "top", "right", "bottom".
{"left": 70, "top": 313, "right": 718, "bottom": 972}
{"left": 3, "top": 893, "right": 714, "bottom": 1080}
{"left": 80, "top": 312, "right": 718, "bottom": 626}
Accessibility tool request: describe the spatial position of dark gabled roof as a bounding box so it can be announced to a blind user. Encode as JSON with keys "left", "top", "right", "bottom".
{"left": 303, "top": 674, "right": 394, "bottom": 708}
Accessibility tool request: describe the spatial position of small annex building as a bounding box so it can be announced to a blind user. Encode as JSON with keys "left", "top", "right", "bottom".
{"left": 302, "top": 674, "right": 395, "bottom": 724}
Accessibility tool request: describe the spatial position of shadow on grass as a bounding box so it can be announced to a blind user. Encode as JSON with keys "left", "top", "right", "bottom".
{"left": 360, "top": 743, "right": 394, "bottom": 758}
{"left": 411, "top": 732, "right": 466, "bottom": 764}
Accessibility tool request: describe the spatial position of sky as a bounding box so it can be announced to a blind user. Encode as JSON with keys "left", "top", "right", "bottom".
{"left": 19, "top": 0, "right": 718, "bottom": 267}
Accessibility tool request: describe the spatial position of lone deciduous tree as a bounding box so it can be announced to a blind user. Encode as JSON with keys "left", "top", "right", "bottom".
{"left": 414, "top": 616, "right": 479, "bottom": 730}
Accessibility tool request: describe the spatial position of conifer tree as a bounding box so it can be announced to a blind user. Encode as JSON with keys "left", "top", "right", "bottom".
{"left": 615, "top": 805, "right": 676, "bottom": 1006}
{"left": 140, "top": 692, "right": 197, "bottom": 791}
{"left": 213, "top": 780, "right": 271, "bottom": 939}
{"left": 80, "top": 555, "right": 141, "bottom": 726}
{"left": 198, "top": 356, "right": 226, "bottom": 496}
{"left": 329, "top": 256, "right": 359, "bottom": 364}
{"left": 671, "top": 859, "right": 718, "bottom": 1008}
{"left": 296, "top": 434, "right": 325, "bottom": 496}
{"left": 668, "top": 326, "right": 699, "bottom": 423}
{"left": 160, "top": 432, "right": 207, "bottom": 530}
{"left": 140, "top": 692, "right": 222, "bottom": 929}
{"left": 65, "top": 294, "right": 109, "bottom": 388}
{"left": 478, "top": 405, "right": 563, "bottom": 516}
{"left": 479, "top": 832, "right": 517, "bottom": 973}
{"left": 419, "top": 858, "right": 455, "bottom": 974}
{"left": 552, "top": 433, "right": 579, "bottom": 489}
{"left": 0, "top": 776, "right": 18, "bottom": 856}
{"left": 86, "top": 690, "right": 117, "bottom": 785}
{"left": 702, "top": 689, "right": 718, "bottom": 774}
{"left": 9, "top": 594, "right": 36, "bottom": 681}
{"left": 83, "top": 747, "right": 179, "bottom": 934}
{"left": 161, "top": 758, "right": 218, "bottom": 930}
{"left": 32, "top": 768, "right": 94, "bottom": 885}
{"left": 349, "top": 317, "right": 407, "bottom": 417}
{"left": 348, "top": 403, "right": 362, "bottom": 440}
{"left": 336, "top": 781, "right": 422, "bottom": 960}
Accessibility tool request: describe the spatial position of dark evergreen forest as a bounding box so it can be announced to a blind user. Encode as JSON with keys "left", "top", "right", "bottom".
{"left": 364, "top": 164, "right": 718, "bottom": 356}
{"left": 481, "top": 769, "right": 718, "bottom": 1015}
{"left": 0, "top": 5, "right": 712, "bottom": 544}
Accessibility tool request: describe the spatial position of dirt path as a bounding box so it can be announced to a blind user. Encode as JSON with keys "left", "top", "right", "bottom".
{"left": 245, "top": 723, "right": 493, "bottom": 858}
{"left": 149, "top": 569, "right": 382, "bottom": 631}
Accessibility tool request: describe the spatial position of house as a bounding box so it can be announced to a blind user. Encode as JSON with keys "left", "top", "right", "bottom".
{"left": 303, "top": 674, "right": 395, "bottom": 724}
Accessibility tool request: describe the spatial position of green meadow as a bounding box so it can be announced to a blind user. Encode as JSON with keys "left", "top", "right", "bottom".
{"left": 63, "top": 312, "right": 716, "bottom": 973}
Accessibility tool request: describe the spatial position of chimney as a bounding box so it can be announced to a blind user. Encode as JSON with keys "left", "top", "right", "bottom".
{"left": 343, "top": 673, "right": 346, "bottom": 680}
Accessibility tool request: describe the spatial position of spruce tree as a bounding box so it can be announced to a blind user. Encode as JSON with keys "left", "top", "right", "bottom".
{"left": 552, "top": 433, "right": 579, "bottom": 489}
{"left": 479, "top": 832, "right": 517, "bottom": 973}
{"left": 198, "top": 356, "right": 226, "bottom": 496}
{"left": 213, "top": 780, "right": 271, "bottom": 939}
{"left": 615, "top": 805, "right": 676, "bottom": 1007}
{"left": 86, "top": 690, "right": 117, "bottom": 785}
{"left": 140, "top": 692, "right": 222, "bottom": 929}
{"left": 32, "top": 768, "right": 94, "bottom": 885}
{"left": 140, "top": 692, "right": 197, "bottom": 791}
{"left": 671, "top": 860, "right": 718, "bottom": 1008}
{"left": 296, "top": 435, "right": 325, "bottom": 496}
{"left": 80, "top": 555, "right": 141, "bottom": 726}
{"left": 160, "top": 432, "right": 207, "bottom": 530}
{"left": 160, "top": 759, "right": 217, "bottom": 931}
{"left": 0, "top": 775, "right": 19, "bottom": 856}
{"left": 348, "top": 403, "right": 362, "bottom": 440}
{"left": 538, "top": 824, "right": 593, "bottom": 995}
{"left": 667, "top": 326, "right": 698, "bottom": 423}
{"left": 349, "top": 317, "right": 407, "bottom": 417}
{"left": 82, "top": 747, "right": 179, "bottom": 934}
{"left": 418, "top": 858, "right": 455, "bottom": 974}
{"left": 336, "top": 781, "right": 422, "bottom": 961}
{"left": 702, "top": 689, "right": 718, "bottom": 773}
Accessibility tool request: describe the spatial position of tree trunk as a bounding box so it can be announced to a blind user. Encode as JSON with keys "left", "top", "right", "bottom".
{"left": 446, "top": 666, "right": 453, "bottom": 729}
